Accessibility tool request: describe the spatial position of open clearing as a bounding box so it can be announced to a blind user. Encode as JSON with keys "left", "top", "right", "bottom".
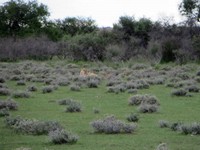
{"left": 0, "top": 61, "right": 200, "bottom": 150}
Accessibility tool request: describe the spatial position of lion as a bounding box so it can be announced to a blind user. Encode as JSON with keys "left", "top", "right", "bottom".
{"left": 80, "top": 68, "right": 97, "bottom": 77}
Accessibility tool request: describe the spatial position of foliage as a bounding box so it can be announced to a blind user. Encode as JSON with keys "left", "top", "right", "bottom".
{"left": 0, "top": 0, "right": 49, "bottom": 37}
{"left": 49, "top": 129, "right": 78, "bottom": 144}
{"left": 66, "top": 101, "right": 82, "bottom": 112}
{"left": 127, "top": 113, "right": 139, "bottom": 122}
{"left": 90, "top": 115, "right": 136, "bottom": 134}
{"left": 179, "top": 0, "right": 200, "bottom": 23}
{"left": 68, "top": 33, "right": 106, "bottom": 61}
{"left": 5, "top": 116, "right": 63, "bottom": 135}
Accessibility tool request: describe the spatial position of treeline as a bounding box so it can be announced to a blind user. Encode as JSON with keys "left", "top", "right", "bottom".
{"left": 0, "top": 0, "right": 200, "bottom": 63}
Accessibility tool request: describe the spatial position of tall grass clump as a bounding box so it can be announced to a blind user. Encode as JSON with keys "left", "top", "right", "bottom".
{"left": 90, "top": 115, "right": 136, "bottom": 134}
{"left": 57, "top": 99, "right": 73, "bottom": 105}
{"left": 48, "top": 129, "right": 79, "bottom": 144}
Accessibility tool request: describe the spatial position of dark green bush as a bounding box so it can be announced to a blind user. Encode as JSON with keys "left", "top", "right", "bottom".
{"left": 68, "top": 33, "right": 106, "bottom": 61}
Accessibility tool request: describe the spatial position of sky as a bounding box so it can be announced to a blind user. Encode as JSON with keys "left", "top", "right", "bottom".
{"left": 0, "top": 0, "right": 184, "bottom": 27}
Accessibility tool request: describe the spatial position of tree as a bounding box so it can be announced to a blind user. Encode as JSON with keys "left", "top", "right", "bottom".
{"left": 57, "top": 17, "right": 97, "bottom": 36}
{"left": 179, "top": 0, "right": 200, "bottom": 23}
{"left": 0, "top": 0, "right": 49, "bottom": 37}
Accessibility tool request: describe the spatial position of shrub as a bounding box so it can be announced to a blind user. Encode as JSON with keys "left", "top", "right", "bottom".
{"left": 0, "top": 88, "right": 11, "bottom": 96}
{"left": 27, "top": 85, "right": 38, "bottom": 92}
{"left": 57, "top": 99, "right": 73, "bottom": 105}
{"left": 185, "top": 85, "right": 199, "bottom": 93}
{"left": 197, "top": 71, "right": 200, "bottom": 76}
{"left": 66, "top": 101, "right": 82, "bottom": 112}
{"left": 170, "top": 122, "right": 182, "bottom": 131}
{"left": 93, "top": 107, "right": 100, "bottom": 114}
{"left": 127, "top": 113, "right": 139, "bottom": 122}
{"left": 0, "top": 108, "right": 10, "bottom": 117}
{"left": 5, "top": 116, "right": 63, "bottom": 135}
{"left": 16, "top": 80, "right": 26, "bottom": 86}
{"left": 48, "top": 129, "right": 78, "bottom": 144}
{"left": 87, "top": 79, "right": 99, "bottom": 88}
{"left": 0, "top": 99, "right": 18, "bottom": 110}
{"left": 181, "top": 122, "right": 200, "bottom": 135}
{"left": 13, "top": 91, "right": 30, "bottom": 98}
{"left": 129, "top": 94, "right": 159, "bottom": 106}
{"left": 0, "top": 77, "right": 5, "bottom": 83}
{"left": 127, "top": 89, "right": 138, "bottom": 94}
{"left": 107, "top": 84, "right": 126, "bottom": 94}
{"left": 69, "top": 84, "right": 81, "bottom": 92}
{"left": 158, "top": 120, "right": 170, "bottom": 128}
{"left": 90, "top": 115, "right": 136, "bottom": 134}
{"left": 171, "top": 89, "right": 187, "bottom": 96}
{"left": 42, "top": 86, "right": 54, "bottom": 94}
{"left": 138, "top": 103, "right": 159, "bottom": 113}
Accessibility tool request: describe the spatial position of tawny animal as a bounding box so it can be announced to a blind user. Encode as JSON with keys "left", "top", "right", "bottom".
{"left": 80, "top": 68, "right": 97, "bottom": 77}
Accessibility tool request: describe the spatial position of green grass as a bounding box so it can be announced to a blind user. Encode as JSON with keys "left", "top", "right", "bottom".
{"left": 0, "top": 61, "right": 200, "bottom": 150}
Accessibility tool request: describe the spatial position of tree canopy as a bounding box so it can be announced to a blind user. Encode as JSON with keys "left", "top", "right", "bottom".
{"left": 0, "top": 0, "right": 49, "bottom": 37}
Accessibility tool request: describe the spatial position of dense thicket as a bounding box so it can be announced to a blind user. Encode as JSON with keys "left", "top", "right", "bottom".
{"left": 0, "top": 0, "right": 200, "bottom": 63}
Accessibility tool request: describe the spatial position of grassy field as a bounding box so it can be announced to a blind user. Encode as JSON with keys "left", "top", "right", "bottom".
{"left": 0, "top": 61, "right": 200, "bottom": 150}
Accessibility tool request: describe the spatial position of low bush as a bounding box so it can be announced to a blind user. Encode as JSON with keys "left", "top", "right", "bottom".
{"left": 0, "top": 99, "right": 18, "bottom": 110}
{"left": 13, "top": 91, "right": 30, "bottom": 98}
{"left": 57, "top": 99, "right": 73, "bottom": 105}
{"left": 48, "top": 129, "right": 78, "bottom": 144}
{"left": 5, "top": 116, "right": 63, "bottom": 135}
{"left": 185, "top": 85, "right": 199, "bottom": 93}
{"left": 107, "top": 84, "right": 126, "bottom": 94}
{"left": 129, "top": 94, "right": 159, "bottom": 106}
{"left": 42, "top": 86, "right": 54, "bottom": 94}
{"left": 0, "top": 108, "right": 10, "bottom": 117}
{"left": 127, "top": 89, "right": 138, "bottom": 94}
{"left": 158, "top": 120, "right": 170, "bottom": 128}
{"left": 170, "top": 122, "right": 182, "bottom": 131}
{"left": 16, "top": 80, "right": 26, "bottom": 86}
{"left": 181, "top": 122, "right": 200, "bottom": 135}
{"left": 90, "top": 115, "right": 136, "bottom": 134}
{"left": 127, "top": 113, "right": 139, "bottom": 122}
{"left": 0, "top": 88, "right": 11, "bottom": 96}
{"left": 171, "top": 89, "right": 187, "bottom": 96}
{"left": 138, "top": 103, "right": 159, "bottom": 113}
{"left": 93, "top": 107, "right": 100, "bottom": 114}
{"left": 0, "top": 77, "right": 5, "bottom": 83}
{"left": 66, "top": 101, "right": 82, "bottom": 112}
{"left": 87, "top": 79, "right": 99, "bottom": 88}
{"left": 69, "top": 84, "right": 81, "bottom": 91}
{"left": 27, "top": 85, "right": 38, "bottom": 92}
